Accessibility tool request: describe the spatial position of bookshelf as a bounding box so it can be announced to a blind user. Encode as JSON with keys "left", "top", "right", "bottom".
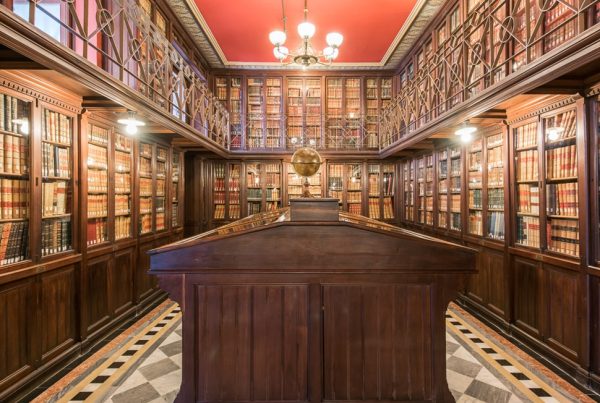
{"left": 367, "top": 163, "right": 395, "bottom": 221}
{"left": 543, "top": 108, "right": 579, "bottom": 257}
{"left": 286, "top": 77, "right": 322, "bottom": 148}
{"left": 326, "top": 162, "right": 363, "bottom": 214}
{"left": 437, "top": 148, "right": 448, "bottom": 229}
{"left": 86, "top": 123, "right": 109, "bottom": 246}
{"left": 171, "top": 150, "right": 181, "bottom": 228}
{"left": 467, "top": 137, "right": 483, "bottom": 235}
{"left": 287, "top": 162, "right": 322, "bottom": 200}
{"left": 156, "top": 146, "right": 167, "bottom": 232}
{"left": 486, "top": 132, "right": 505, "bottom": 240}
{"left": 247, "top": 77, "right": 264, "bottom": 149}
{"left": 449, "top": 144, "right": 462, "bottom": 231}
{"left": 115, "top": 132, "right": 133, "bottom": 240}
{"left": 403, "top": 160, "right": 415, "bottom": 221}
{"left": 139, "top": 142, "right": 153, "bottom": 235}
{"left": 212, "top": 161, "right": 226, "bottom": 222}
{"left": 215, "top": 76, "right": 244, "bottom": 149}
{"left": 416, "top": 154, "right": 434, "bottom": 225}
{"left": 326, "top": 78, "right": 343, "bottom": 148}
{"left": 345, "top": 78, "right": 361, "bottom": 148}
{"left": 266, "top": 78, "right": 282, "bottom": 148}
{"left": 514, "top": 120, "right": 540, "bottom": 248}
{"left": 365, "top": 78, "right": 392, "bottom": 149}
{"left": 210, "top": 161, "right": 244, "bottom": 225}
{"left": 325, "top": 78, "right": 362, "bottom": 148}
{"left": 41, "top": 107, "right": 73, "bottom": 256}
{"left": 245, "top": 162, "right": 281, "bottom": 215}
{"left": 228, "top": 163, "right": 242, "bottom": 220}
{"left": 0, "top": 93, "right": 30, "bottom": 265}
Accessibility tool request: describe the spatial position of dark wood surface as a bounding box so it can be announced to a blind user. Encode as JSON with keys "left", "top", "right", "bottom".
{"left": 151, "top": 201, "right": 477, "bottom": 402}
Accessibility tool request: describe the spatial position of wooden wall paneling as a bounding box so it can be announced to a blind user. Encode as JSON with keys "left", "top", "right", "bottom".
{"left": 513, "top": 256, "right": 543, "bottom": 337}
{"left": 591, "top": 273, "right": 600, "bottom": 385}
{"left": 466, "top": 245, "right": 486, "bottom": 304}
{"left": 136, "top": 240, "right": 155, "bottom": 303}
{"left": 486, "top": 248, "right": 508, "bottom": 318}
{"left": 39, "top": 265, "right": 78, "bottom": 363}
{"left": 112, "top": 247, "right": 135, "bottom": 317}
{"left": 543, "top": 264, "right": 580, "bottom": 363}
{"left": 0, "top": 278, "right": 36, "bottom": 392}
{"left": 183, "top": 154, "right": 202, "bottom": 236}
{"left": 84, "top": 254, "right": 112, "bottom": 335}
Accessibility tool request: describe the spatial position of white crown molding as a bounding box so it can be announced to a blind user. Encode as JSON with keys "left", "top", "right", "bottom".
{"left": 169, "top": 0, "right": 444, "bottom": 70}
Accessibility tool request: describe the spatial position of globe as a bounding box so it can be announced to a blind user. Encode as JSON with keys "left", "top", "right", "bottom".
{"left": 291, "top": 147, "right": 322, "bottom": 177}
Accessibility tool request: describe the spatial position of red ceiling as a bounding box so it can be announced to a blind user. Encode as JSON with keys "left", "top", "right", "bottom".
{"left": 194, "top": 0, "right": 419, "bottom": 64}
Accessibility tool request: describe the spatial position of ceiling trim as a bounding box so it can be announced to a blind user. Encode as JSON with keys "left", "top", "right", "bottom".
{"left": 168, "top": 0, "right": 444, "bottom": 70}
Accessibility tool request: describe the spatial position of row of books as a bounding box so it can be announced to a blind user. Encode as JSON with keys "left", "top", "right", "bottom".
{"left": 0, "top": 221, "right": 28, "bottom": 265}
{"left": 247, "top": 188, "right": 262, "bottom": 199}
{"left": 383, "top": 197, "right": 394, "bottom": 219}
{"left": 468, "top": 211, "right": 483, "bottom": 235}
{"left": 116, "top": 195, "right": 130, "bottom": 215}
{"left": 156, "top": 179, "right": 166, "bottom": 196}
{"left": 547, "top": 219, "right": 579, "bottom": 256}
{"left": 140, "top": 197, "right": 152, "bottom": 214}
{"left": 156, "top": 213, "right": 165, "bottom": 231}
{"left": 88, "top": 170, "right": 108, "bottom": 193}
{"left": 41, "top": 218, "right": 71, "bottom": 256}
{"left": 156, "top": 161, "right": 167, "bottom": 178}
{"left": 546, "top": 110, "right": 576, "bottom": 141}
{"left": 213, "top": 191, "right": 226, "bottom": 204}
{"left": 0, "top": 179, "right": 28, "bottom": 219}
{"left": 368, "top": 198, "right": 381, "bottom": 219}
{"left": 515, "top": 122, "right": 538, "bottom": 150}
{"left": 87, "top": 194, "right": 108, "bottom": 218}
{"left": 247, "top": 202, "right": 261, "bottom": 215}
{"left": 468, "top": 171, "right": 482, "bottom": 189}
{"left": 115, "top": 216, "right": 131, "bottom": 240}
{"left": 140, "top": 214, "right": 152, "bottom": 234}
{"left": 348, "top": 192, "right": 361, "bottom": 203}
{"left": 488, "top": 166, "right": 503, "bottom": 187}
{"left": 115, "top": 151, "right": 131, "bottom": 172}
{"left": 488, "top": 212, "right": 505, "bottom": 240}
{"left": 451, "top": 212, "right": 461, "bottom": 230}
{"left": 546, "top": 182, "right": 578, "bottom": 216}
{"left": 348, "top": 204, "right": 361, "bottom": 215}
{"left": 546, "top": 145, "right": 577, "bottom": 179}
{"left": 517, "top": 184, "right": 540, "bottom": 214}
{"left": 0, "top": 134, "right": 28, "bottom": 175}
{"left": 213, "top": 204, "right": 226, "bottom": 219}
{"left": 516, "top": 216, "right": 540, "bottom": 247}
{"left": 139, "top": 143, "right": 152, "bottom": 158}
{"left": 42, "top": 143, "right": 70, "bottom": 178}
{"left": 0, "top": 95, "right": 27, "bottom": 134}
{"left": 140, "top": 178, "right": 153, "bottom": 196}
{"left": 115, "top": 134, "right": 132, "bottom": 152}
{"left": 43, "top": 110, "right": 71, "bottom": 145}
{"left": 115, "top": 173, "right": 131, "bottom": 194}
{"left": 266, "top": 188, "right": 280, "bottom": 200}
{"left": 87, "top": 219, "right": 108, "bottom": 245}
{"left": 469, "top": 189, "right": 482, "bottom": 209}
{"left": 88, "top": 125, "right": 109, "bottom": 146}
{"left": 516, "top": 150, "right": 539, "bottom": 181}
{"left": 156, "top": 147, "right": 167, "bottom": 161}
{"left": 42, "top": 182, "right": 69, "bottom": 217}
{"left": 488, "top": 188, "right": 504, "bottom": 209}
{"left": 139, "top": 158, "right": 151, "bottom": 177}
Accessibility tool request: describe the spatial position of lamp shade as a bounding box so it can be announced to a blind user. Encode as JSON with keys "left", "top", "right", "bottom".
{"left": 269, "top": 30, "right": 287, "bottom": 46}
{"left": 273, "top": 46, "right": 289, "bottom": 60}
{"left": 297, "top": 22, "right": 316, "bottom": 39}
{"left": 323, "top": 46, "right": 339, "bottom": 60}
{"left": 326, "top": 32, "right": 343, "bottom": 47}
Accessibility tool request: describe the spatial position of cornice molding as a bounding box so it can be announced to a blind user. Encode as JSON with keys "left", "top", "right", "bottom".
{"left": 167, "top": 0, "right": 443, "bottom": 70}
{"left": 505, "top": 95, "right": 580, "bottom": 125}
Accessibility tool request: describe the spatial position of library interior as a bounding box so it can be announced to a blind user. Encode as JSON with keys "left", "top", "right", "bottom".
{"left": 0, "top": 0, "right": 600, "bottom": 401}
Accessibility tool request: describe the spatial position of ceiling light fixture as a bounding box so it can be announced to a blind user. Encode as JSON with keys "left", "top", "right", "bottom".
{"left": 455, "top": 121, "right": 477, "bottom": 143}
{"left": 117, "top": 111, "right": 145, "bottom": 135}
{"left": 269, "top": 0, "right": 343, "bottom": 68}
{"left": 546, "top": 126, "right": 564, "bottom": 142}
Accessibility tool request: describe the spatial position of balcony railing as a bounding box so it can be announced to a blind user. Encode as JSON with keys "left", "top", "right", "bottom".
{"left": 380, "top": 0, "right": 600, "bottom": 149}
{"left": 4, "top": 0, "right": 229, "bottom": 148}
{"left": 228, "top": 114, "right": 381, "bottom": 152}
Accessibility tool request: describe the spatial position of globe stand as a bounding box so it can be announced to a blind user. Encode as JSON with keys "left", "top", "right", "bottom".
{"left": 302, "top": 177, "right": 313, "bottom": 198}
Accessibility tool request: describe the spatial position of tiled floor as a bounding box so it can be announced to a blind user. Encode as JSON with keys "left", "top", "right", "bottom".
{"left": 38, "top": 302, "right": 597, "bottom": 403}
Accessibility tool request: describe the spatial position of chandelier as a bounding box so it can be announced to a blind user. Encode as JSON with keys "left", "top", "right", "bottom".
{"left": 269, "top": 0, "right": 343, "bottom": 68}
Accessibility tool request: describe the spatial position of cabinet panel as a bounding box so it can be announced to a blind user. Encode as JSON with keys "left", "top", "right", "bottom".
{"left": 86, "top": 255, "right": 111, "bottom": 333}
{"left": 137, "top": 241, "right": 155, "bottom": 301}
{"left": 513, "top": 257, "right": 542, "bottom": 336}
{"left": 113, "top": 248, "right": 135, "bottom": 316}
{"left": 194, "top": 285, "right": 308, "bottom": 402}
{"left": 40, "top": 266, "right": 77, "bottom": 362}
{"left": 0, "top": 279, "right": 35, "bottom": 389}
{"left": 591, "top": 275, "right": 600, "bottom": 376}
{"left": 323, "top": 285, "right": 432, "bottom": 401}
{"left": 486, "top": 249, "right": 507, "bottom": 317}
{"left": 544, "top": 264, "right": 579, "bottom": 360}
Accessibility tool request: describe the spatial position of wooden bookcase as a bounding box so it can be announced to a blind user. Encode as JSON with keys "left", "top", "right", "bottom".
{"left": 245, "top": 162, "right": 282, "bottom": 214}
{"left": 215, "top": 76, "right": 244, "bottom": 149}
{"left": 114, "top": 131, "right": 133, "bottom": 240}
{"left": 367, "top": 162, "right": 396, "bottom": 222}
{"left": 325, "top": 77, "right": 362, "bottom": 149}
{"left": 86, "top": 122, "right": 109, "bottom": 246}
{"left": 247, "top": 77, "right": 265, "bottom": 149}
{"left": 365, "top": 78, "right": 392, "bottom": 149}
{"left": 327, "top": 162, "right": 363, "bottom": 214}
{"left": 402, "top": 159, "right": 415, "bottom": 222}
{"left": 0, "top": 92, "right": 31, "bottom": 265}
{"left": 138, "top": 142, "right": 154, "bottom": 235}
{"left": 286, "top": 77, "right": 322, "bottom": 148}
{"left": 210, "top": 160, "right": 242, "bottom": 227}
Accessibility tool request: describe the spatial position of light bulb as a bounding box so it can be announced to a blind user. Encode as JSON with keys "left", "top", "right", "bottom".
{"left": 326, "top": 32, "right": 343, "bottom": 47}
{"left": 546, "top": 127, "right": 563, "bottom": 141}
{"left": 19, "top": 121, "right": 29, "bottom": 135}
{"left": 460, "top": 132, "right": 473, "bottom": 143}
{"left": 455, "top": 123, "right": 477, "bottom": 137}
{"left": 269, "top": 30, "right": 286, "bottom": 46}
{"left": 298, "top": 21, "right": 316, "bottom": 39}
{"left": 323, "top": 46, "right": 335, "bottom": 59}
{"left": 273, "top": 46, "right": 289, "bottom": 60}
{"left": 126, "top": 124, "right": 138, "bottom": 135}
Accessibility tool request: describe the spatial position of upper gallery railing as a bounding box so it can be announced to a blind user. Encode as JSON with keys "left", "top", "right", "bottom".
{"left": 4, "top": 0, "right": 230, "bottom": 148}
{"left": 380, "top": 0, "right": 600, "bottom": 149}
